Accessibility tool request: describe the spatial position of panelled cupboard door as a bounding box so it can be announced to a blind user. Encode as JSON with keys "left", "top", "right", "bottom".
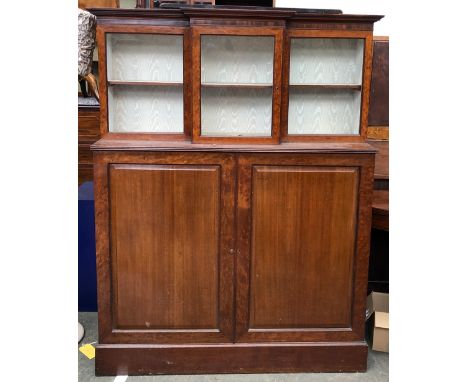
{"left": 94, "top": 153, "right": 236, "bottom": 344}
{"left": 235, "top": 153, "right": 374, "bottom": 343}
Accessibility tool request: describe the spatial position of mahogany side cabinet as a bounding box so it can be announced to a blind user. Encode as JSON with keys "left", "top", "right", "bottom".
{"left": 89, "top": 6, "right": 383, "bottom": 375}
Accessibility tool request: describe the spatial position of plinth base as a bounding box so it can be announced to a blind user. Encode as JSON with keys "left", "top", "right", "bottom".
{"left": 95, "top": 341, "right": 368, "bottom": 376}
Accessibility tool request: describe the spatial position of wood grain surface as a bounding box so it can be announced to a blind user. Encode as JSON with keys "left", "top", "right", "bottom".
{"left": 368, "top": 140, "right": 388, "bottom": 181}
{"left": 201, "top": 83, "right": 273, "bottom": 88}
{"left": 367, "top": 126, "right": 389, "bottom": 140}
{"left": 109, "top": 164, "right": 221, "bottom": 329}
{"left": 372, "top": 189, "right": 389, "bottom": 231}
{"left": 107, "top": 81, "right": 183, "bottom": 86}
{"left": 78, "top": 108, "right": 100, "bottom": 184}
{"left": 94, "top": 152, "right": 237, "bottom": 344}
{"left": 250, "top": 166, "right": 358, "bottom": 328}
{"left": 289, "top": 84, "right": 361, "bottom": 90}
{"left": 368, "top": 39, "right": 389, "bottom": 126}
{"left": 78, "top": 109, "right": 101, "bottom": 142}
{"left": 92, "top": 138, "right": 377, "bottom": 153}
{"left": 234, "top": 153, "right": 375, "bottom": 344}
{"left": 95, "top": 341, "right": 368, "bottom": 375}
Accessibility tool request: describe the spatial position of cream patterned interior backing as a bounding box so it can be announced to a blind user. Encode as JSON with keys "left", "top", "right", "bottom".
{"left": 78, "top": 9, "right": 97, "bottom": 78}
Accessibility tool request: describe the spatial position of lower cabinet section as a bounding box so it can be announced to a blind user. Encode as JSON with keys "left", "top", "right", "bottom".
{"left": 93, "top": 149, "right": 375, "bottom": 374}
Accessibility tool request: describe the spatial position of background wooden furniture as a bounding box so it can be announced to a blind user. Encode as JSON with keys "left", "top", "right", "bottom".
{"left": 78, "top": 97, "right": 100, "bottom": 185}
{"left": 368, "top": 36, "right": 389, "bottom": 138}
{"left": 90, "top": 6, "right": 382, "bottom": 375}
{"left": 366, "top": 37, "right": 389, "bottom": 293}
{"left": 367, "top": 36, "right": 389, "bottom": 191}
{"left": 79, "top": 0, "right": 120, "bottom": 8}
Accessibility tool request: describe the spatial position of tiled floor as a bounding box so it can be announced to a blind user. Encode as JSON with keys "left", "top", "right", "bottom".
{"left": 78, "top": 312, "right": 388, "bottom": 382}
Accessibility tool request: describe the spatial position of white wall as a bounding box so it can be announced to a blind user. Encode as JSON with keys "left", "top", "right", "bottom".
{"left": 275, "top": 0, "right": 390, "bottom": 36}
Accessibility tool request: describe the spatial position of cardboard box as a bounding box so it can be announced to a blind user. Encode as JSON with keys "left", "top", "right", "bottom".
{"left": 366, "top": 292, "right": 389, "bottom": 352}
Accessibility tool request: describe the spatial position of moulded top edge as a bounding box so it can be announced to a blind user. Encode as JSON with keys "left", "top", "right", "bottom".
{"left": 180, "top": 7, "right": 297, "bottom": 19}
{"left": 291, "top": 13, "right": 384, "bottom": 23}
{"left": 87, "top": 8, "right": 384, "bottom": 24}
{"left": 91, "top": 138, "right": 378, "bottom": 154}
{"left": 87, "top": 8, "right": 186, "bottom": 19}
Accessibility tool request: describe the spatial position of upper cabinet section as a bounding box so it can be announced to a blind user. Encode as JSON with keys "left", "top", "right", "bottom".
{"left": 92, "top": 8, "right": 383, "bottom": 142}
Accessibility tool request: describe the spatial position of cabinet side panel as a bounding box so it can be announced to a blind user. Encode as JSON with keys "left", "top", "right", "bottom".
{"left": 109, "top": 164, "right": 220, "bottom": 329}
{"left": 250, "top": 166, "right": 358, "bottom": 328}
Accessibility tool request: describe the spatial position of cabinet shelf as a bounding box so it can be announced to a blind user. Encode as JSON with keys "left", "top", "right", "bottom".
{"left": 289, "top": 84, "right": 362, "bottom": 90}
{"left": 201, "top": 82, "right": 273, "bottom": 89}
{"left": 108, "top": 81, "right": 183, "bottom": 87}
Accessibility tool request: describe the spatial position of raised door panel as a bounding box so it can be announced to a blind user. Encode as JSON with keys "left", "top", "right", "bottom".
{"left": 250, "top": 166, "right": 358, "bottom": 328}
{"left": 235, "top": 154, "right": 374, "bottom": 343}
{"left": 94, "top": 153, "right": 236, "bottom": 344}
{"left": 111, "top": 164, "right": 219, "bottom": 329}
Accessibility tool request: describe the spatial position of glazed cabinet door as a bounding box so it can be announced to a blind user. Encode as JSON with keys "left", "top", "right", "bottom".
{"left": 281, "top": 30, "right": 374, "bottom": 142}
{"left": 191, "top": 26, "right": 283, "bottom": 143}
{"left": 96, "top": 25, "right": 191, "bottom": 138}
{"left": 94, "top": 152, "right": 236, "bottom": 344}
{"left": 235, "top": 153, "right": 374, "bottom": 343}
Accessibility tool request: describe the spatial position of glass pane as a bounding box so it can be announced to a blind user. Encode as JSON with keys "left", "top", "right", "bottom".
{"left": 201, "top": 35, "right": 274, "bottom": 84}
{"left": 201, "top": 87, "right": 272, "bottom": 137}
{"left": 290, "top": 38, "right": 364, "bottom": 85}
{"left": 108, "top": 85, "right": 184, "bottom": 133}
{"left": 119, "top": 0, "right": 137, "bottom": 8}
{"left": 288, "top": 88, "right": 361, "bottom": 135}
{"left": 107, "top": 34, "right": 183, "bottom": 82}
{"left": 200, "top": 35, "right": 275, "bottom": 137}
